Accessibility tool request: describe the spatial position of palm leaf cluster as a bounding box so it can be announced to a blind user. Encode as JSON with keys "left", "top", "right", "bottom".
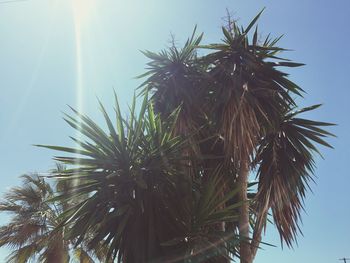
{"left": 139, "top": 28, "right": 205, "bottom": 135}
{"left": 0, "top": 166, "right": 105, "bottom": 263}
{"left": 37, "top": 95, "right": 242, "bottom": 262}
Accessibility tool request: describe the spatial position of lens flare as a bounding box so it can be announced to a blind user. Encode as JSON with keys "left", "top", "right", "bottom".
{"left": 72, "top": 0, "right": 93, "bottom": 115}
{"left": 71, "top": 0, "right": 94, "bottom": 180}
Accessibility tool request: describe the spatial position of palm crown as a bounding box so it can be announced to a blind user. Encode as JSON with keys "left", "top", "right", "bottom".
{"left": 38, "top": 95, "right": 246, "bottom": 262}
{"left": 0, "top": 165, "right": 107, "bottom": 263}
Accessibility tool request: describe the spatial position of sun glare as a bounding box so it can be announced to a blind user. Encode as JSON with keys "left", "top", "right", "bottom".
{"left": 72, "top": 0, "right": 95, "bottom": 113}
{"left": 72, "top": 0, "right": 94, "bottom": 25}
{"left": 71, "top": 0, "right": 95, "bottom": 179}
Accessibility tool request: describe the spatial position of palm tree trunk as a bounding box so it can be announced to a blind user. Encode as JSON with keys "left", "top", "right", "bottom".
{"left": 46, "top": 237, "right": 68, "bottom": 263}
{"left": 238, "top": 157, "right": 252, "bottom": 263}
{"left": 219, "top": 181, "right": 230, "bottom": 263}
{"left": 250, "top": 205, "right": 269, "bottom": 260}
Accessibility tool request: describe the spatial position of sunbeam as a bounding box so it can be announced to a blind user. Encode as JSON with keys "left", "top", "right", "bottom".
{"left": 71, "top": 0, "right": 94, "bottom": 184}
{"left": 72, "top": 0, "right": 95, "bottom": 113}
{"left": 72, "top": 0, "right": 88, "bottom": 115}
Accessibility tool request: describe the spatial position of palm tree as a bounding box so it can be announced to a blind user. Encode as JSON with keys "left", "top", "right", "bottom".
{"left": 137, "top": 8, "right": 332, "bottom": 263}
{"left": 37, "top": 95, "right": 244, "bottom": 262}
{"left": 38, "top": 9, "right": 334, "bottom": 263}
{"left": 0, "top": 165, "right": 105, "bottom": 263}
{"left": 138, "top": 9, "right": 334, "bottom": 263}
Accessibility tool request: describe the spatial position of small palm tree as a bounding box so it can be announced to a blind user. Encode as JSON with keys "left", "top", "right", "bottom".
{"left": 37, "top": 95, "right": 244, "bottom": 262}
{"left": 0, "top": 165, "right": 103, "bottom": 263}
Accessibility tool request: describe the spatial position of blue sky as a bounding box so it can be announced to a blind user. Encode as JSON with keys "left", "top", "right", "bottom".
{"left": 0, "top": 0, "right": 349, "bottom": 262}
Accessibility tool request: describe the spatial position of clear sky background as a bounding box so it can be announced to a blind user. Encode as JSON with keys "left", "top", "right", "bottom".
{"left": 0, "top": 0, "right": 348, "bottom": 262}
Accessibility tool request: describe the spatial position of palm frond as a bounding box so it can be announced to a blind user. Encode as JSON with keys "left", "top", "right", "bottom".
{"left": 38, "top": 95, "right": 189, "bottom": 262}
{"left": 253, "top": 105, "right": 335, "bottom": 246}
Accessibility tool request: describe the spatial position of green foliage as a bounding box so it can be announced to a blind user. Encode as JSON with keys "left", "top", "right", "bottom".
{"left": 0, "top": 166, "right": 106, "bottom": 263}
{"left": 33, "top": 9, "right": 334, "bottom": 263}
{"left": 137, "top": 8, "right": 334, "bottom": 258}
{"left": 38, "top": 95, "right": 242, "bottom": 262}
